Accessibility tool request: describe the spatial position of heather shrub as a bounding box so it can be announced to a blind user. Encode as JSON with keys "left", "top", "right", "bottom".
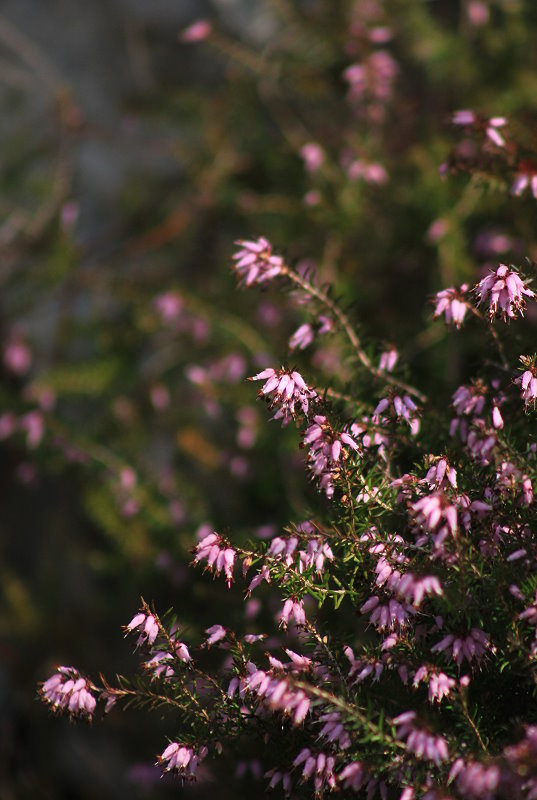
{"left": 3, "top": 1, "right": 537, "bottom": 798}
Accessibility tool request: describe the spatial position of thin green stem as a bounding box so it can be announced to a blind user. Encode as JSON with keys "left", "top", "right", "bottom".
{"left": 281, "top": 265, "right": 427, "bottom": 403}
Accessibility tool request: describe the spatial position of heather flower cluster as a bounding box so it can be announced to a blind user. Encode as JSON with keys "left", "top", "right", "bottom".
{"left": 39, "top": 108, "right": 537, "bottom": 800}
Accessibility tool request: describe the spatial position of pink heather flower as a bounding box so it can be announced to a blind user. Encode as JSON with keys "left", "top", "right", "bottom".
{"left": 374, "top": 394, "right": 420, "bottom": 434}
{"left": 449, "top": 759, "right": 500, "bottom": 798}
{"left": 318, "top": 711, "right": 352, "bottom": 749}
{"left": 515, "top": 365, "right": 537, "bottom": 409}
{"left": 452, "top": 110, "right": 506, "bottom": 147}
{"left": 3, "top": 337, "right": 32, "bottom": 375}
{"left": 292, "top": 749, "right": 336, "bottom": 793}
{"left": 432, "top": 284, "right": 469, "bottom": 328}
{"left": 453, "top": 381, "right": 487, "bottom": 417}
{"left": 205, "top": 624, "right": 227, "bottom": 646}
{"left": 412, "top": 492, "right": 458, "bottom": 538}
{"left": 179, "top": 19, "right": 212, "bottom": 43}
{"left": 279, "top": 598, "right": 306, "bottom": 628}
{"left": 393, "top": 711, "right": 449, "bottom": 765}
{"left": 232, "top": 238, "right": 283, "bottom": 286}
{"left": 157, "top": 742, "right": 207, "bottom": 779}
{"left": 303, "top": 415, "right": 360, "bottom": 498}
{"left": 125, "top": 612, "right": 159, "bottom": 647}
{"left": 431, "top": 628, "right": 490, "bottom": 665}
{"left": 347, "top": 159, "right": 389, "bottom": 185}
{"left": 467, "top": 1, "right": 490, "bottom": 27}
{"left": 193, "top": 531, "right": 236, "bottom": 585}
{"left": 338, "top": 761, "right": 367, "bottom": 792}
{"left": 474, "top": 263, "right": 535, "bottom": 322}
{"left": 511, "top": 168, "right": 537, "bottom": 200}
{"left": 289, "top": 323, "right": 315, "bottom": 351}
{"left": 144, "top": 652, "right": 175, "bottom": 680}
{"left": 378, "top": 346, "right": 398, "bottom": 372}
{"left": 40, "top": 666, "right": 96, "bottom": 720}
{"left": 154, "top": 291, "right": 183, "bottom": 322}
{"left": 300, "top": 142, "right": 324, "bottom": 173}
{"left": 250, "top": 367, "right": 317, "bottom": 426}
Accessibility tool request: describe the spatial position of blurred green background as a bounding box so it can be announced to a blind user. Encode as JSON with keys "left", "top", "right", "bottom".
{"left": 2, "top": 0, "right": 537, "bottom": 797}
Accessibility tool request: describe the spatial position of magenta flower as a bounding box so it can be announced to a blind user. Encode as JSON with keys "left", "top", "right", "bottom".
{"left": 157, "top": 742, "right": 207, "bottom": 779}
{"left": 431, "top": 628, "right": 490, "bottom": 665}
{"left": 279, "top": 598, "right": 306, "bottom": 628}
{"left": 303, "top": 415, "right": 360, "bottom": 498}
{"left": 432, "top": 285, "right": 469, "bottom": 328}
{"left": 289, "top": 323, "right": 315, "bottom": 351}
{"left": 40, "top": 666, "right": 97, "bottom": 720}
{"left": 250, "top": 367, "right": 317, "bottom": 426}
{"left": 378, "top": 346, "right": 398, "bottom": 372}
{"left": 515, "top": 365, "right": 537, "bottom": 409}
{"left": 205, "top": 624, "right": 227, "bottom": 646}
{"left": 179, "top": 19, "right": 212, "bottom": 43}
{"left": 300, "top": 142, "right": 324, "bottom": 173}
{"left": 393, "top": 711, "right": 449, "bottom": 765}
{"left": 232, "top": 238, "right": 283, "bottom": 286}
{"left": 449, "top": 759, "right": 500, "bottom": 798}
{"left": 452, "top": 110, "right": 507, "bottom": 147}
{"left": 193, "top": 531, "right": 236, "bottom": 585}
{"left": 338, "top": 761, "right": 367, "bottom": 792}
{"left": 474, "top": 263, "right": 535, "bottom": 322}
{"left": 125, "top": 612, "right": 159, "bottom": 647}
{"left": 512, "top": 169, "right": 537, "bottom": 200}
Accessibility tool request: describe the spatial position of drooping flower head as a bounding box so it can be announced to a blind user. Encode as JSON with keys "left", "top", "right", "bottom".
{"left": 40, "top": 666, "right": 97, "bottom": 721}
{"left": 232, "top": 238, "right": 283, "bottom": 287}
{"left": 474, "top": 264, "right": 534, "bottom": 322}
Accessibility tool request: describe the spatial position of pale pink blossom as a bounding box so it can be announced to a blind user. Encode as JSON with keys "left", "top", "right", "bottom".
{"left": 300, "top": 142, "right": 324, "bottom": 173}
{"left": 432, "top": 285, "right": 469, "bottom": 328}
{"left": 431, "top": 628, "right": 490, "bottom": 665}
{"left": 125, "top": 612, "right": 159, "bottom": 647}
{"left": 378, "top": 346, "right": 398, "bottom": 372}
{"left": 179, "top": 20, "right": 212, "bottom": 43}
{"left": 511, "top": 169, "right": 537, "bottom": 200}
{"left": 393, "top": 711, "right": 449, "bottom": 765}
{"left": 40, "top": 666, "right": 97, "bottom": 720}
{"left": 232, "top": 238, "right": 283, "bottom": 286}
{"left": 289, "top": 323, "right": 315, "bottom": 351}
{"left": 515, "top": 365, "right": 537, "bottom": 409}
{"left": 193, "top": 531, "right": 236, "bottom": 585}
{"left": 205, "top": 624, "right": 227, "bottom": 646}
{"left": 157, "top": 742, "right": 207, "bottom": 779}
{"left": 250, "top": 367, "right": 317, "bottom": 426}
{"left": 449, "top": 758, "right": 500, "bottom": 798}
{"left": 303, "top": 415, "right": 360, "bottom": 497}
{"left": 474, "top": 263, "right": 534, "bottom": 322}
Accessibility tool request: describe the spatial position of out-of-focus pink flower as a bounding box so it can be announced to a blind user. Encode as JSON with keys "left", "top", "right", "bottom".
{"left": 511, "top": 167, "right": 537, "bottom": 200}
{"left": 347, "top": 159, "right": 388, "bottom": 185}
{"left": 300, "top": 142, "right": 324, "bottom": 173}
{"left": 452, "top": 110, "right": 507, "bottom": 147}
{"left": 378, "top": 346, "right": 398, "bottom": 372}
{"left": 393, "top": 711, "right": 449, "bottom": 765}
{"left": 40, "top": 666, "right": 96, "bottom": 720}
{"left": 232, "top": 238, "right": 283, "bottom": 287}
{"left": 474, "top": 264, "right": 535, "bottom": 321}
{"left": 467, "top": 1, "right": 490, "bottom": 26}
{"left": 154, "top": 292, "right": 183, "bottom": 322}
{"left": 205, "top": 624, "right": 227, "bottom": 646}
{"left": 449, "top": 758, "right": 500, "bottom": 798}
{"left": 289, "top": 323, "right": 314, "bottom": 351}
{"left": 179, "top": 20, "right": 212, "bottom": 43}
{"left": 432, "top": 285, "right": 469, "bottom": 328}
{"left": 3, "top": 337, "right": 32, "bottom": 376}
